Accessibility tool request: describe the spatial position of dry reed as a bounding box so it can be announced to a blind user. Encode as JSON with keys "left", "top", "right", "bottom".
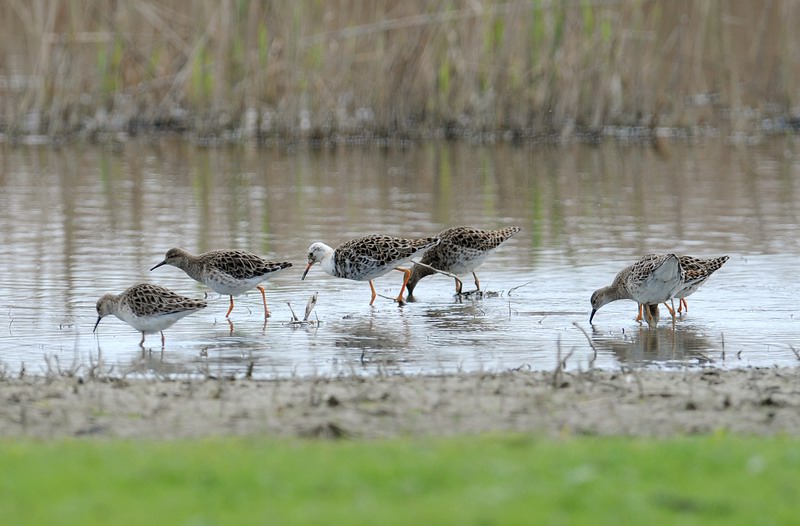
{"left": 0, "top": 0, "right": 798, "bottom": 142}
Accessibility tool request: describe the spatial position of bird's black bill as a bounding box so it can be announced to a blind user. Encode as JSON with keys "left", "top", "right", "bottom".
{"left": 93, "top": 316, "right": 102, "bottom": 333}
{"left": 150, "top": 260, "right": 167, "bottom": 271}
{"left": 589, "top": 309, "right": 597, "bottom": 324}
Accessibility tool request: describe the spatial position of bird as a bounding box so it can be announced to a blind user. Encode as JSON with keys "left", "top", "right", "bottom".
{"left": 405, "top": 226, "right": 521, "bottom": 298}
{"left": 633, "top": 254, "right": 730, "bottom": 319}
{"left": 590, "top": 253, "right": 686, "bottom": 327}
{"left": 93, "top": 283, "right": 207, "bottom": 346}
{"left": 150, "top": 248, "right": 292, "bottom": 319}
{"left": 673, "top": 255, "right": 729, "bottom": 313}
{"left": 301, "top": 234, "right": 439, "bottom": 305}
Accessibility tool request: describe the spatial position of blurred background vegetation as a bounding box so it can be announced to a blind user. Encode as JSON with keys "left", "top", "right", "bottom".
{"left": 1, "top": 0, "right": 798, "bottom": 142}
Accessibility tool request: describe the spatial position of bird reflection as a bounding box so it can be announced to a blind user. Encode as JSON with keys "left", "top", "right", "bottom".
{"left": 122, "top": 349, "right": 198, "bottom": 376}
{"left": 590, "top": 325, "right": 715, "bottom": 366}
{"left": 330, "top": 311, "right": 412, "bottom": 369}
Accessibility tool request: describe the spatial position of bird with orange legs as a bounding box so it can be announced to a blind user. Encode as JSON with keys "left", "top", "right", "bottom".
{"left": 634, "top": 254, "right": 729, "bottom": 320}
{"left": 302, "top": 235, "right": 439, "bottom": 306}
{"left": 151, "top": 248, "right": 291, "bottom": 319}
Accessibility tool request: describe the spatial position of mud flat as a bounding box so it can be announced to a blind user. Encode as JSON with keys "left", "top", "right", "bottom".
{"left": 1, "top": 368, "right": 798, "bottom": 439}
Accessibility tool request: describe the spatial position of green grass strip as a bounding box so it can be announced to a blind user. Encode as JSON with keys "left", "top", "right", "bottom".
{"left": 0, "top": 434, "right": 797, "bottom": 525}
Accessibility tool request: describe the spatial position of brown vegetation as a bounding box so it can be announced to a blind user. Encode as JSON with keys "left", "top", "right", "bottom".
{"left": 1, "top": 1, "right": 798, "bottom": 142}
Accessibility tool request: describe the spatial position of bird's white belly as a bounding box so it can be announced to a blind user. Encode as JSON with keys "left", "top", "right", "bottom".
{"left": 447, "top": 251, "right": 493, "bottom": 275}
{"left": 116, "top": 310, "right": 194, "bottom": 333}
{"left": 204, "top": 273, "right": 264, "bottom": 296}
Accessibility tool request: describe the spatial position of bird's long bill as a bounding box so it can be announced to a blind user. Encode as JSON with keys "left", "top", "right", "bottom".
{"left": 150, "top": 260, "right": 167, "bottom": 271}
{"left": 301, "top": 262, "right": 313, "bottom": 280}
{"left": 93, "top": 316, "right": 102, "bottom": 333}
{"left": 589, "top": 309, "right": 597, "bottom": 324}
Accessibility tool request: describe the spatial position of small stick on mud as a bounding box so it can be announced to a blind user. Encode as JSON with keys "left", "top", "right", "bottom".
{"left": 572, "top": 321, "right": 598, "bottom": 368}
{"left": 375, "top": 292, "right": 402, "bottom": 303}
{"left": 508, "top": 281, "right": 533, "bottom": 295}
{"left": 287, "top": 293, "right": 320, "bottom": 326}
{"left": 790, "top": 345, "right": 800, "bottom": 362}
{"left": 287, "top": 302, "right": 300, "bottom": 322}
{"left": 303, "top": 292, "right": 318, "bottom": 322}
{"left": 551, "top": 335, "right": 574, "bottom": 389}
{"left": 621, "top": 365, "right": 645, "bottom": 399}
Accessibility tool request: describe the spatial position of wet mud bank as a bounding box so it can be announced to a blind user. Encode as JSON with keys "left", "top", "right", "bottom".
{"left": 1, "top": 367, "right": 798, "bottom": 439}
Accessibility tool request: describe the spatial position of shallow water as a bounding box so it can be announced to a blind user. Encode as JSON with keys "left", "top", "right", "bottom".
{"left": 0, "top": 140, "right": 798, "bottom": 378}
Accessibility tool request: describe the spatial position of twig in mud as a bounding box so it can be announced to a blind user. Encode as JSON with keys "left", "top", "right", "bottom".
{"left": 551, "top": 335, "right": 574, "bottom": 389}
{"left": 508, "top": 281, "right": 533, "bottom": 295}
{"left": 287, "top": 293, "right": 321, "bottom": 327}
{"left": 790, "top": 345, "right": 800, "bottom": 361}
{"left": 87, "top": 350, "right": 102, "bottom": 380}
{"left": 287, "top": 302, "right": 299, "bottom": 321}
{"left": 572, "top": 322, "right": 598, "bottom": 369}
{"left": 620, "top": 365, "right": 644, "bottom": 399}
{"left": 303, "top": 292, "right": 318, "bottom": 321}
{"left": 375, "top": 292, "right": 406, "bottom": 303}
{"left": 245, "top": 361, "right": 255, "bottom": 379}
{"left": 561, "top": 349, "right": 575, "bottom": 370}
{"left": 551, "top": 355, "right": 564, "bottom": 389}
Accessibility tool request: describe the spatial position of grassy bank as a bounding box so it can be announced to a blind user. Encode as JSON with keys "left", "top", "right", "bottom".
{"left": 0, "top": 435, "right": 797, "bottom": 524}
{"left": 2, "top": 1, "right": 799, "bottom": 142}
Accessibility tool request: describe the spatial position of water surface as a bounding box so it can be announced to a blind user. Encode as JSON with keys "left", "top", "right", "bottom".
{"left": 0, "top": 140, "right": 797, "bottom": 377}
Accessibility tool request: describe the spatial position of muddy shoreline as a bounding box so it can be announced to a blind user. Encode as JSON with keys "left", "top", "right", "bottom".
{"left": 1, "top": 368, "right": 798, "bottom": 439}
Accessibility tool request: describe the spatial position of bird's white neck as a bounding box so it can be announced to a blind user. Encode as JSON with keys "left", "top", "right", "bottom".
{"left": 318, "top": 244, "right": 336, "bottom": 276}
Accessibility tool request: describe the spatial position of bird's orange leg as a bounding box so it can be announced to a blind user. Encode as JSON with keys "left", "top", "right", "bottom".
{"left": 679, "top": 298, "right": 688, "bottom": 313}
{"left": 636, "top": 304, "right": 643, "bottom": 322}
{"left": 454, "top": 277, "right": 464, "bottom": 295}
{"left": 394, "top": 267, "right": 410, "bottom": 305}
{"left": 472, "top": 272, "right": 481, "bottom": 292}
{"left": 257, "top": 285, "right": 270, "bottom": 318}
{"left": 160, "top": 331, "right": 165, "bottom": 346}
{"left": 664, "top": 301, "right": 676, "bottom": 323}
{"left": 369, "top": 280, "right": 377, "bottom": 306}
{"left": 139, "top": 332, "right": 146, "bottom": 346}
{"left": 225, "top": 296, "right": 235, "bottom": 318}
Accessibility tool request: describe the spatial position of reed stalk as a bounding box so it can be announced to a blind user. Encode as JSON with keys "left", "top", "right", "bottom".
{"left": 0, "top": 0, "right": 797, "bottom": 142}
